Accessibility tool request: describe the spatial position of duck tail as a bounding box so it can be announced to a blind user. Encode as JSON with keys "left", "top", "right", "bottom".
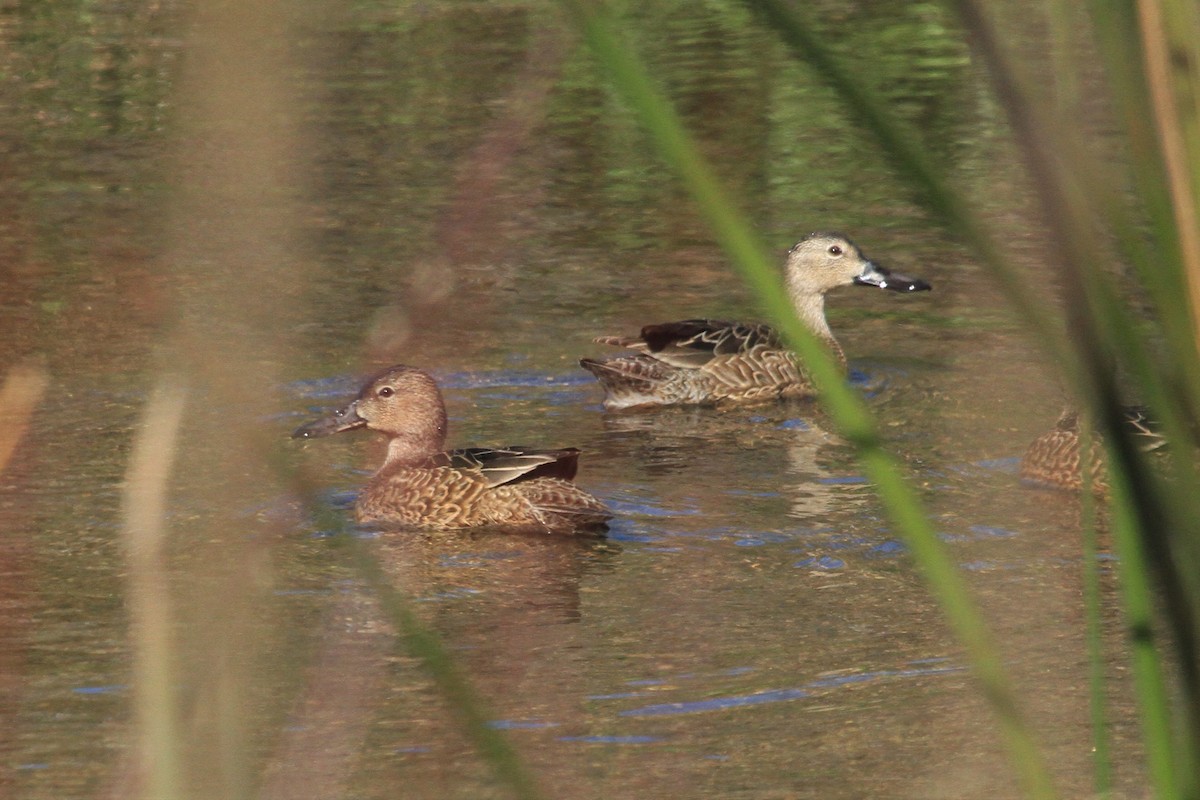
{"left": 523, "top": 480, "right": 612, "bottom": 534}
{"left": 579, "top": 356, "right": 672, "bottom": 410}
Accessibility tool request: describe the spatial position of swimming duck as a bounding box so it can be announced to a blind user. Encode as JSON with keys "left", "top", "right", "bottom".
{"left": 579, "top": 232, "right": 931, "bottom": 410}
{"left": 293, "top": 365, "right": 611, "bottom": 534}
{"left": 1019, "top": 407, "right": 1164, "bottom": 494}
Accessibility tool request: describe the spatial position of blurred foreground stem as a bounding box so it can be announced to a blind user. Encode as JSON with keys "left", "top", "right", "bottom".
{"left": 122, "top": 381, "right": 188, "bottom": 800}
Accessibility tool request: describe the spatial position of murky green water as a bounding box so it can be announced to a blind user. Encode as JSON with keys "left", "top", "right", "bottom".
{"left": 1, "top": 2, "right": 1147, "bottom": 798}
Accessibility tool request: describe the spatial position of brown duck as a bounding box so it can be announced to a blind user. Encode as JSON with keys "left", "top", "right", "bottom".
{"left": 1019, "top": 407, "right": 1164, "bottom": 494}
{"left": 293, "top": 365, "right": 610, "bottom": 534}
{"left": 580, "top": 232, "right": 931, "bottom": 410}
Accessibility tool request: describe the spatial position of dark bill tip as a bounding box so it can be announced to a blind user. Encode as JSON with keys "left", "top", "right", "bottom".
{"left": 879, "top": 274, "right": 932, "bottom": 292}
{"left": 853, "top": 262, "right": 932, "bottom": 293}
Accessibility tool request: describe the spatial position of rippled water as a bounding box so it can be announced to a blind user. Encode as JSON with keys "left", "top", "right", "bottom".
{"left": 1, "top": 2, "right": 1147, "bottom": 799}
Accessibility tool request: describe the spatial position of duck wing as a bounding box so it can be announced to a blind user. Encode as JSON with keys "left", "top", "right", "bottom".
{"left": 1058, "top": 406, "right": 1166, "bottom": 452}
{"left": 596, "top": 319, "right": 783, "bottom": 369}
{"left": 1121, "top": 406, "right": 1167, "bottom": 451}
{"left": 425, "top": 447, "right": 581, "bottom": 488}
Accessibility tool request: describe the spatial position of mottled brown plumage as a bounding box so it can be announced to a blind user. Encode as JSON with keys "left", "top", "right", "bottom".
{"left": 580, "top": 233, "right": 931, "bottom": 410}
{"left": 294, "top": 365, "right": 610, "bottom": 534}
{"left": 1019, "top": 407, "right": 1163, "bottom": 494}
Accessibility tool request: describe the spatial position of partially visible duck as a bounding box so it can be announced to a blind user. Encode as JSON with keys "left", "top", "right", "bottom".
{"left": 1019, "top": 407, "right": 1165, "bottom": 494}
{"left": 579, "top": 232, "right": 931, "bottom": 410}
{"left": 294, "top": 365, "right": 610, "bottom": 534}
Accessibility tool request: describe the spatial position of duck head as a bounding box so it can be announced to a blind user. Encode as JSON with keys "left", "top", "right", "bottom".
{"left": 293, "top": 365, "right": 448, "bottom": 459}
{"left": 785, "top": 232, "right": 932, "bottom": 295}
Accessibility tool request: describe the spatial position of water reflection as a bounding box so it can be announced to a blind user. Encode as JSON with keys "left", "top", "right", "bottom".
{"left": 370, "top": 528, "right": 618, "bottom": 623}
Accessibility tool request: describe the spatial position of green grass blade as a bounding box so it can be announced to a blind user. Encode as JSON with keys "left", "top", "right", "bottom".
{"left": 744, "top": 0, "right": 1072, "bottom": 374}
{"left": 948, "top": 3, "right": 1200, "bottom": 788}
{"left": 748, "top": 0, "right": 1200, "bottom": 632}
{"left": 758, "top": 0, "right": 1200, "bottom": 788}
{"left": 949, "top": 3, "right": 1200, "bottom": 790}
{"left": 1106, "top": 469, "right": 1184, "bottom": 799}
{"left": 561, "top": 3, "right": 1058, "bottom": 798}
{"left": 1086, "top": 2, "right": 1199, "bottom": 405}
{"left": 1078, "top": 424, "right": 1114, "bottom": 797}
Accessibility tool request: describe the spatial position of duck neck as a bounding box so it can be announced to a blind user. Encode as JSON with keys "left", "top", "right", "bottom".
{"left": 380, "top": 403, "right": 448, "bottom": 470}
{"left": 381, "top": 435, "right": 436, "bottom": 469}
{"left": 787, "top": 287, "right": 846, "bottom": 367}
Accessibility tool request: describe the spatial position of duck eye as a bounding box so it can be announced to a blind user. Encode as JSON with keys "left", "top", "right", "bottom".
{"left": 828, "top": 245, "right": 843, "bottom": 256}
{"left": 377, "top": 386, "right": 394, "bottom": 398}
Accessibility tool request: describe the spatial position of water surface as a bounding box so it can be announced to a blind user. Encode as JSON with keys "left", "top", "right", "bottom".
{"left": 0, "top": 2, "right": 1145, "bottom": 799}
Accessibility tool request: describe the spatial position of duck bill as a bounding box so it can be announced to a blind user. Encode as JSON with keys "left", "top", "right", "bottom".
{"left": 853, "top": 262, "right": 932, "bottom": 293}
{"left": 292, "top": 401, "right": 367, "bottom": 439}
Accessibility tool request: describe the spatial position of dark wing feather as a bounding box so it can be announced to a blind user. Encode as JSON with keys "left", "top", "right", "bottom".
{"left": 425, "top": 447, "right": 581, "bottom": 488}
{"left": 638, "top": 319, "right": 783, "bottom": 368}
